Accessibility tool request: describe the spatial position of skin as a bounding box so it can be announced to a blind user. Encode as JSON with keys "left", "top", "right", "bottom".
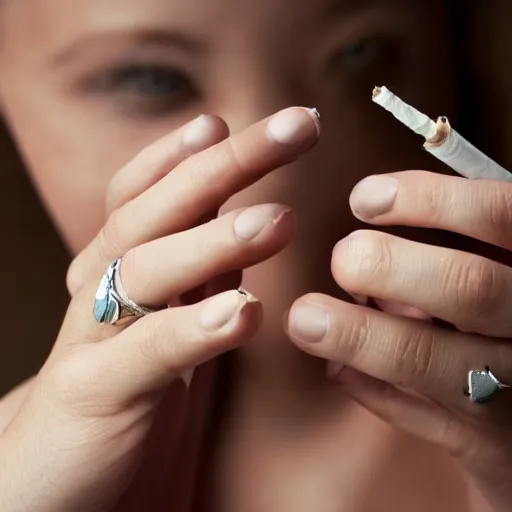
{"left": 0, "top": 0, "right": 510, "bottom": 510}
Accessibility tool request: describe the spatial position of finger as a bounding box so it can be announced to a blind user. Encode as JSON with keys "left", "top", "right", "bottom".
{"left": 335, "top": 368, "right": 512, "bottom": 492}
{"left": 333, "top": 367, "right": 478, "bottom": 462}
{"left": 69, "top": 107, "right": 319, "bottom": 294}
{"left": 331, "top": 230, "right": 512, "bottom": 337}
{"left": 286, "top": 294, "right": 512, "bottom": 414}
{"left": 68, "top": 116, "right": 228, "bottom": 294}
{"left": 132, "top": 107, "right": 319, "bottom": 234}
{"left": 349, "top": 293, "right": 432, "bottom": 321}
{"left": 120, "top": 204, "right": 293, "bottom": 306}
{"left": 107, "top": 115, "right": 229, "bottom": 214}
{"left": 66, "top": 290, "right": 261, "bottom": 406}
{"left": 349, "top": 171, "right": 512, "bottom": 250}
{"left": 332, "top": 230, "right": 512, "bottom": 337}
{"left": 57, "top": 203, "right": 292, "bottom": 352}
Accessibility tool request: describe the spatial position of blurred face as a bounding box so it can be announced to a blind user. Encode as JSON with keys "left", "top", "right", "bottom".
{"left": 0, "top": 0, "right": 455, "bottom": 372}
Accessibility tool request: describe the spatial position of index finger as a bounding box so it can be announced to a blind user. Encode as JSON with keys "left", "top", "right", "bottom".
{"left": 69, "top": 107, "right": 319, "bottom": 294}
{"left": 349, "top": 171, "right": 512, "bottom": 251}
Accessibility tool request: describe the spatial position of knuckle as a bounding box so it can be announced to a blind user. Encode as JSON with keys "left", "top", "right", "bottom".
{"left": 418, "top": 178, "right": 444, "bottom": 224}
{"left": 106, "top": 144, "right": 153, "bottom": 212}
{"left": 136, "top": 315, "right": 182, "bottom": 375}
{"left": 98, "top": 208, "right": 126, "bottom": 263}
{"left": 119, "top": 247, "right": 147, "bottom": 300}
{"left": 218, "top": 138, "right": 245, "bottom": 181}
{"left": 66, "top": 256, "right": 85, "bottom": 296}
{"left": 429, "top": 413, "right": 467, "bottom": 457}
{"left": 106, "top": 173, "right": 124, "bottom": 214}
{"left": 46, "top": 354, "right": 103, "bottom": 414}
{"left": 187, "top": 138, "right": 243, "bottom": 191}
{"left": 393, "top": 327, "right": 436, "bottom": 389}
{"left": 332, "top": 308, "right": 372, "bottom": 364}
{"left": 187, "top": 151, "right": 219, "bottom": 189}
{"left": 449, "top": 425, "right": 503, "bottom": 479}
{"left": 333, "top": 231, "right": 391, "bottom": 287}
{"left": 487, "top": 185, "right": 512, "bottom": 244}
{"left": 448, "top": 257, "right": 504, "bottom": 324}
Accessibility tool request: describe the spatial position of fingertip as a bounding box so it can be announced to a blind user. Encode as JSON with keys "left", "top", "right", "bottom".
{"left": 237, "top": 289, "right": 264, "bottom": 337}
{"left": 182, "top": 114, "right": 230, "bottom": 152}
{"left": 266, "top": 107, "right": 320, "bottom": 150}
{"left": 199, "top": 289, "right": 262, "bottom": 340}
{"left": 349, "top": 175, "right": 398, "bottom": 221}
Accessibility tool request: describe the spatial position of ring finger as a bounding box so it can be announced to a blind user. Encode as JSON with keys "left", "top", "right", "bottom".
{"left": 69, "top": 107, "right": 319, "bottom": 293}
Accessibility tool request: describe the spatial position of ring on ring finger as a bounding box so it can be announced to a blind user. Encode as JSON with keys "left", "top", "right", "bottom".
{"left": 94, "top": 258, "right": 156, "bottom": 326}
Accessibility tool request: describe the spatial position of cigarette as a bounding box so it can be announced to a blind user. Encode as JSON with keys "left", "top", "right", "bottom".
{"left": 372, "top": 86, "right": 512, "bottom": 182}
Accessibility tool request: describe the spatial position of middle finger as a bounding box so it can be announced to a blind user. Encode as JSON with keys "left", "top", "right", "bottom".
{"left": 114, "top": 106, "right": 318, "bottom": 241}
{"left": 332, "top": 230, "right": 512, "bottom": 338}
{"left": 71, "top": 107, "right": 319, "bottom": 292}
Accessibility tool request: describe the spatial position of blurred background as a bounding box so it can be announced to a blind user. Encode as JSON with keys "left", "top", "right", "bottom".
{"left": 0, "top": 0, "right": 510, "bottom": 395}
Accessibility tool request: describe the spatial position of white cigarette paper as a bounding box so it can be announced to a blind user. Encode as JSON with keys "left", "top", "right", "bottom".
{"left": 372, "top": 86, "right": 512, "bottom": 182}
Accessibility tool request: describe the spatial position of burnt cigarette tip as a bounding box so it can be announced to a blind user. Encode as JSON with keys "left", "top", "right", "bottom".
{"left": 426, "top": 116, "right": 451, "bottom": 147}
{"left": 372, "top": 86, "right": 382, "bottom": 99}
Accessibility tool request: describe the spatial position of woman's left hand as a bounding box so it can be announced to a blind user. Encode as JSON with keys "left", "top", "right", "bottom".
{"left": 286, "top": 171, "right": 512, "bottom": 512}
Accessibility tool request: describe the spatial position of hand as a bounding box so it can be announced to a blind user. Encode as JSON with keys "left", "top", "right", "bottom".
{"left": 287, "top": 171, "right": 512, "bottom": 512}
{"left": 0, "top": 107, "right": 320, "bottom": 512}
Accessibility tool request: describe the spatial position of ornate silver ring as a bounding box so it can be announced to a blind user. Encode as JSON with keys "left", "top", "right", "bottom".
{"left": 94, "top": 258, "right": 155, "bottom": 326}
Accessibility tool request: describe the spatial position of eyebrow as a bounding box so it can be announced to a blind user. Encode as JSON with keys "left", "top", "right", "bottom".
{"left": 51, "top": 28, "right": 206, "bottom": 67}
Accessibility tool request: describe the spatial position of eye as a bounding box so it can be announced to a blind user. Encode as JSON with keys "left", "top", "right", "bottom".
{"left": 328, "top": 37, "right": 400, "bottom": 73}
{"left": 100, "top": 65, "right": 192, "bottom": 96}
{"left": 341, "top": 39, "right": 382, "bottom": 68}
{"left": 87, "top": 63, "right": 199, "bottom": 116}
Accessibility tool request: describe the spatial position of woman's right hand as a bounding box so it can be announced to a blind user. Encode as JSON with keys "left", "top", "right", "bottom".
{"left": 0, "top": 107, "right": 320, "bottom": 512}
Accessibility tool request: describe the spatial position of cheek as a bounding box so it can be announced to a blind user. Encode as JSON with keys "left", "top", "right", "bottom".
{"left": 16, "top": 127, "right": 114, "bottom": 254}
{"left": 1, "top": 86, "right": 173, "bottom": 254}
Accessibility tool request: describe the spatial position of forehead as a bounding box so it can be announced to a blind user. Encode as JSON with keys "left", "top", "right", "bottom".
{"left": 2, "top": 0, "right": 422, "bottom": 47}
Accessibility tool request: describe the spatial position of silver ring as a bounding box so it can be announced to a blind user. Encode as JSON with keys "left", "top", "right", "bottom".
{"left": 94, "top": 258, "right": 155, "bottom": 326}
{"left": 465, "top": 367, "right": 511, "bottom": 404}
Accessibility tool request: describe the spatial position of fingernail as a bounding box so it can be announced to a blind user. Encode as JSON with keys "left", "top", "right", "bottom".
{"left": 200, "top": 290, "right": 247, "bottom": 332}
{"left": 266, "top": 107, "right": 320, "bottom": 148}
{"left": 289, "top": 303, "right": 329, "bottom": 343}
{"left": 350, "top": 176, "right": 398, "bottom": 220}
{"left": 326, "top": 362, "right": 345, "bottom": 380}
{"left": 233, "top": 204, "right": 291, "bottom": 241}
{"left": 182, "top": 115, "right": 217, "bottom": 152}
